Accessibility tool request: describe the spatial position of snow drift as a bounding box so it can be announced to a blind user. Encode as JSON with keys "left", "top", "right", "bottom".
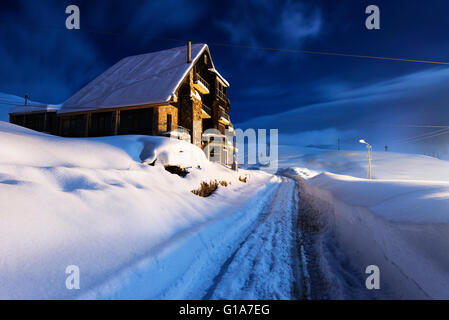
{"left": 0, "top": 121, "right": 270, "bottom": 299}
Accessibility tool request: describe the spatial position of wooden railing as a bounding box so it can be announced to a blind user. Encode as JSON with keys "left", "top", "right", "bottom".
{"left": 216, "top": 89, "right": 227, "bottom": 100}
{"left": 221, "top": 112, "right": 230, "bottom": 122}
{"left": 219, "top": 107, "right": 230, "bottom": 122}
{"left": 202, "top": 104, "right": 211, "bottom": 116}
{"left": 194, "top": 73, "right": 210, "bottom": 91}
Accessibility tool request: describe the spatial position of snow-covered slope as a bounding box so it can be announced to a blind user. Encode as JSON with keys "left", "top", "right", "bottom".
{"left": 0, "top": 92, "right": 47, "bottom": 122}
{"left": 278, "top": 145, "right": 449, "bottom": 181}
{"left": 279, "top": 145, "right": 449, "bottom": 299}
{"left": 0, "top": 93, "right": 24, "bottom": 122}
{"left": 0, "top": 121, "right": 271, "bottom": 299}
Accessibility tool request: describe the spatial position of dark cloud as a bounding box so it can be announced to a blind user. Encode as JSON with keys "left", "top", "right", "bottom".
{"left": 238, "top": 67, "right": 449, "bottom": 157}
{"left": 1, "top": 0, "right": 449, "bottom": 156}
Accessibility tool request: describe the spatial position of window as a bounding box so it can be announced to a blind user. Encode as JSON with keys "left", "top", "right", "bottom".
{"left": 216, "top": 81, "right": 226, "bottom": 99}
{"left": 62, "top": 115, "right": 85, "bottom": 137}
{"left": 91, "top": 112, "right": 113, "bottom": 136}
{"left": 119, "top": 108, "right": 154, "bottom": 135}
{"left": 167, "top": 114, "right": 172, "bottom": 132}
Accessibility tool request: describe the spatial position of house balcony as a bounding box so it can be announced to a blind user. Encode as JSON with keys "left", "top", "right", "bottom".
{"left": 193, "top": 73, "right": 210, "bottom": 95}
{"left": 216, "top": 89, "right": 227, "bottom": 100}
{"left": 218, "top": 109, "right": 230, "bottom": 125}
{"left": 201, "top": 103, "right": 211, "bottom": 119}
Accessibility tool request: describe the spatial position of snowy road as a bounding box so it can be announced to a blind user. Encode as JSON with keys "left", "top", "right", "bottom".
{"left": 74, "top": 175, "right": 317, "bottom": 300}
{"left": 203, "top": 177, "right": 310, "bottom": 300}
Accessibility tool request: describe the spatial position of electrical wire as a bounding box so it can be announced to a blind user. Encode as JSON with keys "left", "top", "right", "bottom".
{"left": 392, "top": 127, "right": 449, "bottom": 144}
{"left": 4, "top": 22, "right": 449, "bottom": 66}
{"left": 394, "top": 128, "right": 449, "bottom": 145}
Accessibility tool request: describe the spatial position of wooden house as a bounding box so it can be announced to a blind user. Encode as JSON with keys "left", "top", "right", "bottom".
{"left": 10, "top": 43, "right": 236, "bottom": 166}
{"left": 9, "top": 104, "right": 60, "bottom": 134}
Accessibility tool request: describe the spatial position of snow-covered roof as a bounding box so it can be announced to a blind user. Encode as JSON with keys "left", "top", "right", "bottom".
{"left": 59, "top": 44, "right": 212, "bottom": 114}
{"left": 10, "top": 104, "right": 60, "bottom": 114}
{"left": 208, "top": 68, "right": 229, "bottom": 87}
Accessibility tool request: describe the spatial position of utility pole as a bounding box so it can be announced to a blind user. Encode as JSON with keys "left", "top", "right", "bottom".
{"left": 368, "top": 144, "right": 372, "bottom": 180}
{"left": 359, "top": 139, "right": 372, "bottom": 180}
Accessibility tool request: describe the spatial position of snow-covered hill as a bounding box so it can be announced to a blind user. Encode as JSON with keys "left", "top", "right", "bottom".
{"left": 2, "top": 118, "right": 449, "bottom": 299}
{"left": 0, "top": 121, "right": 272, "bottom": 299}
{"left": 278, "top": 145, "right": 449, "bottom": 299}
{"left": 0, "top": 92, "right": 46, "bottom": 122}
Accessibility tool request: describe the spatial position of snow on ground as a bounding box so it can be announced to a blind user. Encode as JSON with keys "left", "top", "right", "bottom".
{"left": 206, "top": 177, "right": 301, "bottom": 300}
{"left": 0, "top": 121, "right": 274, "bottom": 299}
{"left": 278, "top": 144, "right": 449, "bottom": 299}
{"left": 3, "top": 115, "right": 449, "bottom": 299}
{"left": 278, "top": 144, "right": 449, "bottom": 181}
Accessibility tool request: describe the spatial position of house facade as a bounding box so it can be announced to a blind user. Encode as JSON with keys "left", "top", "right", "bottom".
{"left": 9, "top": 104, "right": 59, "bottom": 134}
{"left": 9, "top": 43, "right": 236, "bottom": 166}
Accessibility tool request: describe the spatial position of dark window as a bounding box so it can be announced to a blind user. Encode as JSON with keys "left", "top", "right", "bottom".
{"left": 23, "top": 113, "right": 45, "bottom": 132}
{"left": 12, "top": 115, "right": 24, "bottom": 126}
{"left": 90, "top": 112, "right": 113, "bottom": 137}
{"left": 119, "top": 108, "right": 154, "bottom": 135}
{"left": 62, "top": 115, "right": 85, "bottom": 137}
{"left": 216, "top": 81, "right": 226, "bottom": 99}
{"left": 46, "top": 114, "right": 52, "bottom": 132}
{"left": 167, "top": 114, "right": 172, "bottom": 132}
{"left": 62, "top": 118, "right": 70, "bottom": 135}
{"left": 45, "top": 113, "right": 58, "bottom": 134}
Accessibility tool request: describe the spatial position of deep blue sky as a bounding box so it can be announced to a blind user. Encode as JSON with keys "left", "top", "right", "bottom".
{"left": 1, "top": 0, "right": 449, "bottom": 154}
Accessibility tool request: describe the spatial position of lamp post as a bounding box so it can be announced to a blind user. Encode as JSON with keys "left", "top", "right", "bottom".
{"left": 359, "top": 139, "right": 372, "bottom": 180}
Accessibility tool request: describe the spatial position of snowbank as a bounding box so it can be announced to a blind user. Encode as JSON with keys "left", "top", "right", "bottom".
{"left": 0, "top": 121, "right": 269, "bottom": 299}
{"left": 309, "top": 172, "right": 449, "bottom": 223}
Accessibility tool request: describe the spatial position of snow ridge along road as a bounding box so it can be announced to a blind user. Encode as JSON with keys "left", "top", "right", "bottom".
{"left": 203, "top": 177, "right": 308, "bottom": 300}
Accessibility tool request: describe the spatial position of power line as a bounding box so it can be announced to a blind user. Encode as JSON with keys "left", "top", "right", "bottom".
{"left": 0, "top": 100, "right": 45, "bottom": 107}
{"left": 4, "top": 22, "right": 449, "bottom": 66}
{"left": 393, "top": 127, "right": 449, "bottom": 144}
{"left": 0, "top": 101, "right": 24, "bottom": 106}
{"left": 399, "top": 129, "right": 449, "bottom": 144}
{"left": 208, "top": 42, "right": 449, "bottom": 66}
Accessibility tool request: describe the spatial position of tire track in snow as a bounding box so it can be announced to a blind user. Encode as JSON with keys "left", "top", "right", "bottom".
{"left": 203, "top": 177, "right": 305, "bottom": 299}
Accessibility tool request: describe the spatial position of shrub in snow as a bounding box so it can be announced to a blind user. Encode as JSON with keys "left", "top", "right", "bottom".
{"left": 191, "top": 180, "right": 231, "bottom": 197}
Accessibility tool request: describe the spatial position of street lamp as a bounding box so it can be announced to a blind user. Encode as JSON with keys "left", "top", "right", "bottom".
{"left": 359, "top": 139, "right": 372, "bottom": 180}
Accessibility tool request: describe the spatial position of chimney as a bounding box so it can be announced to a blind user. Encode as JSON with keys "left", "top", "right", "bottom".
{"left": 24, "top": 94, "right": 29, "bottom": 106}
{"left": 187, "top": 40, "right": 191, "bottom": 63}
